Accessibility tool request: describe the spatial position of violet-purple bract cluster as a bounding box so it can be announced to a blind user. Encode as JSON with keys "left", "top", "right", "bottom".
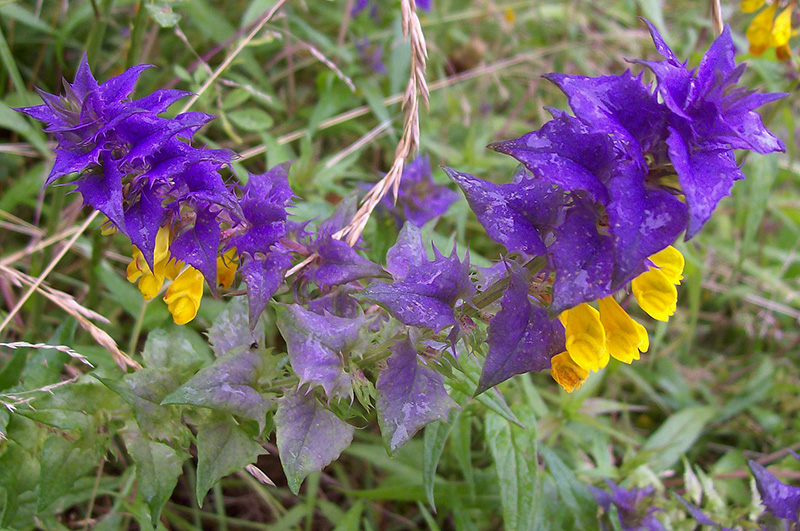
{"left": 749, "top": 451, "right": 800, "bottom": 523}
{"left": 16, "top": 56, "right": 293, "bottom": 327}
{"left": 589, "top": 480, "right": 665, "bottom": 531}
{"left": 16, "top": 17, "right": 787, "bottom": 497}
{"left": 448, "top": 20, "right": 785, "bottom": 316}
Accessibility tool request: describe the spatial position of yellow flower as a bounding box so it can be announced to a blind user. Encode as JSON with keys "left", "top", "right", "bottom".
{"left": 746, "top": 2, "right": 778, "bottom": 56}
{"left": 741, "top": 0, "right": 766, "bottom": 13}
{"left": 632, "top": 269, "right": 677, "bottom": 321}
{"left": 125, "top": 226, "right": 173, "bottom": 300}
{"left": 770, "top": 6, "right": 794, "bottom": 49}
{"left": 216, "top": 248, "right": 238, "bottom": 289}
{"left": 163, "top": 266, "right": 204, "bottom": 325}
{"left": 649, "top": 245, "right": 684, "bottom": 285}
{"left": 598, "top": 297, "right": 649, "bottom": 364}
{"left": 632, "top": 246, "right": 684, "bottom": 322}
{"left": 550, "top": 351, "right": 589, "bottom": 393}
{"left": 164, "top": 257, "right": 184, "bottom": 280}
{"left": 561, "top": 303, "right": 609, "bottom": 372}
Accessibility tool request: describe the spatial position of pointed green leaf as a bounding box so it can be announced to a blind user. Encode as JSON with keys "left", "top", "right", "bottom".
{"left": 37, "top": 435, "right": 100, "bottom": 511}
{"left": 195, "top": 415, "right": 268, "bottom": 505}
{"left": 125, "top": 428, "right": 184, "bottom": 524}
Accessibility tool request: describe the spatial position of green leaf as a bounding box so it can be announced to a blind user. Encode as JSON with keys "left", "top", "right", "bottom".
{"left": 144, "top": 2, "right": 181, "bottom": 28}
{"left": 98, "top": 369, "right": 188, "bottom": 441}
{"left": 195, "top": 415, "right": 268, "bottom": 505}
{"left": 142, "top": 326, "right": 210, "bottom": 372}
{"left": 332, "top": 500, "right": 365, "bottom": 531}
{"left": 539, "top": 447, "right": 594, "bottom": 522}
{"left": 162, "top": 346, "right": 274, "bottom": 431}
{"left": 450, "top": 410, "right": 474, "bottom": 498}
{"left": 124, "top": 427, "right": 184, "bottom": 524}
{"left": 227, "top": 108, "right": 275, "bottom": 132}
{"left": 422, "top": 415, "right": 456, "bottom": 512}
{"left": 642, "top": 406, "right": 717, "bottom": 472}
{"left": 0, "top": 348, "right": 27, "bottom": 391}
{"left": 20, "top": 378, "right": 121, "bottom": 432}
{"left": 37, "top": 435, "right": 100, "bottom": 511}
{"left": 485, "top": 411, "right": 533, "bottom": 530}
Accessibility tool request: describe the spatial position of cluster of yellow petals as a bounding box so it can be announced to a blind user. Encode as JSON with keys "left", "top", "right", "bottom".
{"left": 743, "top": 0, "right": 795, "bottom": 59}
{"left": 551, "top": 246, "right": 684, "bottom": 393}
{"left": 125, "top": 227, "right": 240, "bottom": 325}
{"left": 163, "top": 267, "right": 204, "bottom": 325}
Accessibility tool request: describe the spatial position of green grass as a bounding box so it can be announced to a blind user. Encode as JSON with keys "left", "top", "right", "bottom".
{"left": 1, "top": 0, "right": 798, "bottom": 529}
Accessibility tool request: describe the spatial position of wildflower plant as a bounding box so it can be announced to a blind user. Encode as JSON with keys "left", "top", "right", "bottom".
{"left": 1, "top": 4, "right": 792, "bottom": 529}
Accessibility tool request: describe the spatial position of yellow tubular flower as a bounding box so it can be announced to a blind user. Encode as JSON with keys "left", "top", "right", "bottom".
{"left": 747, "top": 3, "right": 778, "bottom": 56}
{"left": 562, "top": 303, "right": 609, "bottom": 372}
{"left": 649, "top": 245, "right": 684, "bottom": 285}
{"left": 127, "top": 245, "right": 166, "bottom": 300}
{"left": 598, "top": 297, "right": 649, "bottom": 364}
{"left": 741, "top": 0, "right": 766, "bottom": 13}
{"left": 550, "top": 351, "right": 590, "bottom": 393}
{"left": 770, "top": 6, "right": 793, "bottom": 49}
{"left": 632, "top": 269, "right": 678, "bottom": 322}
{"left": 126, "top": 226, "right": 173, "bottom": 300}
{"left": 163, "top": 267, "right": 204, "bottom": 325}
{"left": 164, "top": 257, "right": 184, "bottom": 280}
{"left": 216, "top": 248, "right": 239, "bottom": 289}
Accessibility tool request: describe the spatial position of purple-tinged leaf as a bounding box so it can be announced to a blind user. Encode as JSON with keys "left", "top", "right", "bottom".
{"left": 74, "top": 152, "right": 125, "bottom": 230}
{"left": 98, "top": 64, "right": 152, "bottom": 103}
{"left": 749, "top": 460, "right": 800, "bottom": 522}
{"left": 124, "top": 182, "right": 165, "bottom": 268}
{"left": 170, "top": 208, "right": 222, "bottom": 290}
{"left": 162, "top": 346, "right": 273, "bottom": 432}
{"left": 363, "top": 233, "right": 474, "bottom": 333}
{"left": 590, "top": 479, "right": 665, "bottom": 531}
{"left": 544, "top": 72, "right": 666, "bottom": 153}
{"left": 666, "top": 128, "right": 743, "bottom": 240}
{"left": 376, "top": 337, "right": 456, "bottom": 454}
{"left": 382, "top": 155, "right": 458, "bottom": 227}
{"left": 489, "top": 113, "right": 613, "bottom": 204}
{"left": 232, "top": 163, "right": 293, "bottom": 257}
{"left": 208, "top": 298, "right": 265, "bottom": 357}
{"left": 673, "top": 494, "right": 732, "bottom": 530}
{"left": 306, "top": 237, "right": 383, "bottom": 288}
{"left": 385, "top": 223, "right": 426, "bottom": 279}
{"left": 239, "top": 251, "right": 290, "bottom": 329}
{"left": 444, "top": 167, "right": 559, "bottom": 256}
{"left": 275, "top": 303, "right": 367, "bottom": 399}
{"left": 307, "top": 286, "right": 360, "bottom": 319}
{"left": 275, "top": 390, "right": 354, "bottom": 494}
{"left": 480, "top": 268, "right": 565, "bottom": 393}
{"left": 549, "top": 198, "right": 614, "bottom": 315}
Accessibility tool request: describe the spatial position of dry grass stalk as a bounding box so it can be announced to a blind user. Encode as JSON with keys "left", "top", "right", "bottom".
{"left": 0, "top": 263, "right": 140, "bottom": 370}
{"left": 0, "top": 341, "right": 92, "bottom": 367}
{"left": 333, "top": 0, "right": 429, "bottom": 247}
{"left": 286, "top": 0, "right": 429, "bottom": 279}
{"left": 711, "top": 0, "right": 724, "bottom": 36}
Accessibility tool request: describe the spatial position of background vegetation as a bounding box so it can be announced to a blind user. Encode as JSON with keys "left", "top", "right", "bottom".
{"left": 0, "top": 0, "right": 798, "bottom": 529}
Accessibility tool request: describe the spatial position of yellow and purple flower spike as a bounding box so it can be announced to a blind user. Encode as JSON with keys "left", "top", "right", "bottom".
{"left": 18, "top": 58, "right": 296, "bottom": 327}
{"left": 446, "top": 19, "right": 782, "bottom": 392}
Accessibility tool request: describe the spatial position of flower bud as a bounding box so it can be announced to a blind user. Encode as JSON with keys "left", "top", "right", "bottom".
{"left": 550, "top": 351, "right": 589, "bottom": 393}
